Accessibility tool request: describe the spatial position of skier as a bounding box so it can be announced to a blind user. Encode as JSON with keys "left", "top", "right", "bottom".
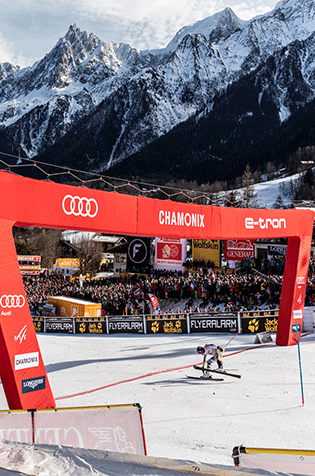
{"left": 197, "top": 344, "right": 224, "bottom": 378}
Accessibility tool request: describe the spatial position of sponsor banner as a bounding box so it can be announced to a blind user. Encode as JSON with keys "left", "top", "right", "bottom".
{"left": 192, "top": 240, "right": 221, "bottom": 267}
{"left": 15, "top": 352, "right": 39, "bottom": 371}
{"left": 268, "top": 245, "right": 287, "bottom": 257}
{"left": 154, "top": 238, "right": 187, "bottom": 271}
{"left": 107, "top": 317, "right": 144, "bottom": 334}
{"left": 18, "top": 256, "right": 41, "bottom": 262}
{"left": 22, "top": 376, "right": 46, "bottom": 394}
{"left": 54, "top": 258, "right": 80, "bottom": 267}
{"left": 127, "top": 237, "right": 150, "bottom": 269}
{"left": 0, "top": 404, "right": 146, "bottom": 456}
{"left": 46, "top": 318, "right": 74, "bottom": 334}
{"left": 34, "top": 405, "right": 146, "bottom": 454}
{"left": 75, "top": 320, "right": 106, "bottom": 334}
{"left": 225, "top": 239, "right": 255, "bottom": 261}
{"left": 189, "top": 312, "right": 238, "bottom": 333}
{"left": 33, "top": 318, "right": 44, "bottom": 333}
{"left": 240, "top": 309, "right": 279, "bottom": 334}
{"left": 146, "top": 315, "right": 187, "bottom": 334}
{"left": 0, "top": 411, "right": 32, "bottom": 443}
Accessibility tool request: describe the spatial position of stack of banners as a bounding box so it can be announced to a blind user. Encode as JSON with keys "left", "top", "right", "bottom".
{"left": 154, "top": 238, "right": 187, "bottom": 271}
{"left": 192, "top": 240, "right": 220, "bottom": 267}
{"left": 0, "top": 404, "right": 146, "bottom": 455}
{"left": 47, "top": 296, "right": 102, "bottom": 318}
{"left": 127, "top": 237, "right": 151, "bottom": 270}
{"left": 224, "top": 239, "right": 255, "bottom": 261}
{"left": 18, "top": 255, "right": 41, "bottom": 275}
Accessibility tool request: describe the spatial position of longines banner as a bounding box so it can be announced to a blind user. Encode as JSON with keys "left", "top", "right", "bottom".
{"left": 189, "top": 312, "right": 238, "bottom": 333}
{"left": 268, "top": 245, "right": 287, "bottom": 257}
{"left": 224, "top": 239, "right": 255, "bottom": 261}
{"left": 146, "top": 315, "right": 187, "bottom": 334}
{"left": 240, "top": 309, "right": 279, "bottom": 334}
{"left": 192, "top": 240, "right": 220, "bottom": 267}
{"left": 154, "top": 237, "right": 187, "bottom": 271}
{"left": 107, "top": 317, "right": 145, "bottom": 334}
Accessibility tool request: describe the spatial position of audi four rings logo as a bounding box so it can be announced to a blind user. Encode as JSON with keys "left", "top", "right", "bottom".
{"left": 0, "top": 295, "right": 25, "bottom": 308}
{"left": 62, "top": 195, "right": 98, "bottom": 218}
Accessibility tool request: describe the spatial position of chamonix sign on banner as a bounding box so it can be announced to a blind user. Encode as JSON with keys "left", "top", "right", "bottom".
{"left": 0, "top": 170, "right": 313, "bottom": 410}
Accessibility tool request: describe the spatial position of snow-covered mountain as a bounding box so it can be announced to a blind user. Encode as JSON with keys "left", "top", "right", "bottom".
{"left": 0, "top": 0, "right": 315, "bottom": 183}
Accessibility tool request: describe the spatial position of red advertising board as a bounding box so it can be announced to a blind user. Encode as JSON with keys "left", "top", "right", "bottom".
{"left": 154, "top": 238, "right": 186, "bottom": 271}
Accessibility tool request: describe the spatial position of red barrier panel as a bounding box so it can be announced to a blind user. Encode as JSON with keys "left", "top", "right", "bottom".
{"left": 0, "top": 170, "right": 313, "bottom": 409}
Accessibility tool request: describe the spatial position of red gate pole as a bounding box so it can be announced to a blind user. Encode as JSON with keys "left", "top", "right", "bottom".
{"left": 276, "top": 235, "right": 312, "bottom": 346}
{"left": 0, "top": 219, "right": 55, "bottom": 409}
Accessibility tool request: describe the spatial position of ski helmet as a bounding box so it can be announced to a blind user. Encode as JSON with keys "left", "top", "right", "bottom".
{"left": 197, "top": 346, "right": 205, "bottom": 354}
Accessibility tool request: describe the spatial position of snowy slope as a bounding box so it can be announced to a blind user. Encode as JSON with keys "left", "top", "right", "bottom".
{"left": 0, "top": 331, "right": 314, "bottom": 475}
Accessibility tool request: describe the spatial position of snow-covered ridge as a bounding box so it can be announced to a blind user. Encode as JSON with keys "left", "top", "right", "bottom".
{"left": 0, "top": 0, "right": 315, "bottom": 168}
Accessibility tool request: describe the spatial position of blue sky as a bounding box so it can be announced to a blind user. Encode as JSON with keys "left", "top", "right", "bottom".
{"left": 0, "top": 0, "right": 280, "bottom": 67}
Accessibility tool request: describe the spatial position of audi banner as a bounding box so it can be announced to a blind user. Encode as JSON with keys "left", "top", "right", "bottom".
{"left": 108, "top": 317, "right": 144, "bottom": 334}
{"left": 189, "top": 312, "right": 238, "bottom": 333}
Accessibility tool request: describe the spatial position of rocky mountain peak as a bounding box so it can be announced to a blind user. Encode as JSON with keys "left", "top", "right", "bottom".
{"left": 209, "top": 7, "right": 244, "bottom": 43}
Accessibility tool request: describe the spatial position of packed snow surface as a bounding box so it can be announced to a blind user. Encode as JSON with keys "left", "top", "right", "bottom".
{"left": 0, "top": 331, "right": 314, "bottom": 474}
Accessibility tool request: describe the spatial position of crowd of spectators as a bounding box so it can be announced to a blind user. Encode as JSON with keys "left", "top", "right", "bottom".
{"left": 22, "top": 251, "right": 315, "bottom": 316}
{"left": 24, "top": 265, "right": 286, "bottom": 317}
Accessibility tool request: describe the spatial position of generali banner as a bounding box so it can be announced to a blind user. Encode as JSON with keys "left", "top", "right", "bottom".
{"left": 154, "top": 238, "right": 187, "bottom": 271}
{"left": 225, "top": 239, "right": 255, "bottom": 261}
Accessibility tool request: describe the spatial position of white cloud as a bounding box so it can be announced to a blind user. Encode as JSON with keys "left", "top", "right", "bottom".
{"left": 0, "top": 0, "right": 280, "bottom": 66}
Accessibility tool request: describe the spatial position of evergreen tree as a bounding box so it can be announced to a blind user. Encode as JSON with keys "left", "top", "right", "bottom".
{"left": 240, "top": 164, "right": 258, "bottom": 208}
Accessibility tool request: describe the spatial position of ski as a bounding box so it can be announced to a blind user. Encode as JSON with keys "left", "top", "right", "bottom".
{"left": 193, "top": 365, "right": 241, "bottom": 379}
{"left": 186, "top": 375, "right": 224, "bottom": 381}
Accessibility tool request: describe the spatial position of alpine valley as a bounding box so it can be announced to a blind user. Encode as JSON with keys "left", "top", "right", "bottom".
{"left": 1, "top": 0, "right": 315, "bottom": 184}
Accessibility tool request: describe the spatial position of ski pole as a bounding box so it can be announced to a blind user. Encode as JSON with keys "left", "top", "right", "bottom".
{"left": 295, "top": 321, "right": 305, "bottom": 406}
{"left": 223, "top": 328, "right": 242, "bottom": 351}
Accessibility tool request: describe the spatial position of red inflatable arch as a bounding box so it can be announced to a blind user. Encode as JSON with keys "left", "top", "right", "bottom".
{"left": 0, "top": 170, "right": 313, "bottom": 410}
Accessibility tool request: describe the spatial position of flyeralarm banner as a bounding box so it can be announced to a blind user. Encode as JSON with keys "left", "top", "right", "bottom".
{"left": 0, "top": 170, "right": 314, "bottom": 410}
{"left": 154, "top": 238, "right": 187, "bottom": 271}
